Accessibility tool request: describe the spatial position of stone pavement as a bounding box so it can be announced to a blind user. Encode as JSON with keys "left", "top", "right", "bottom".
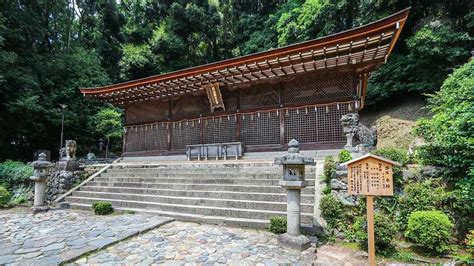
{"left": 72, "top": 221, "right": 319, "bottom": 265}
{"left": 0, "top": 209, "right": 173, "bottom": 265}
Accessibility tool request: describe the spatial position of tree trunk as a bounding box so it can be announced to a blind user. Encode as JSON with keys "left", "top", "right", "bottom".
{"left": 105, "top": 136, "right": 109, "bottom": 159}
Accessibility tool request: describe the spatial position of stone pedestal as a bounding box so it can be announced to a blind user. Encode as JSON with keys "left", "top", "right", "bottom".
{"left": 30, "top": 153, "right": 52, "bottom": 214}
{"left": 278, "top": 180, "right": 311, "bottom": 251}
{"left": 274, "top": 140, "right": 314, "bottom": 251}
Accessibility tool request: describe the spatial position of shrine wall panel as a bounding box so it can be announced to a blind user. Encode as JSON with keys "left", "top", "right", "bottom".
{"left": 125, "top": 100, "right": 168, "bottom": 125}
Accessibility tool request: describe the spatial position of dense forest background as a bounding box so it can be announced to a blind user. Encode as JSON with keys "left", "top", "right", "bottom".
{"left": 0, "top": 0, "right": 472, "bottom": 161}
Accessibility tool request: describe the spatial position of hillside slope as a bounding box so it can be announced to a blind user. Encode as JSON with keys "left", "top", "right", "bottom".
{"left": 360, "top": 97, "right": 429, "bottom": 149}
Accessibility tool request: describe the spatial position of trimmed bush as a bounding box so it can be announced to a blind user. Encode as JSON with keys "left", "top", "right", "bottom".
{"left": 0, "top": 185, "right": 10, "bottom": 206}
{"left": 338, "top": 150, "right": 352, "bottom": 163}
{"left": 405, "top": 210, "right": 453, "bottom": 254}
{"left": 92, "top": 201, "right": 114, "bottom": 215}
{"left": 348, "top": 213, "right": 398, "bottom": 251}
{"left": 0, "top": 160, "right": 33, "bottom": 190}
{"left": 323, "top": 156, "right": 336, "bottom": 182}
{"left": 324, "top": 156, "right": 336, "bottom": 183}
{"left": 269, "top": 216, "right": 287, "bottom": 234}
{"left": 397, "top": 179, "right": 449, "bottom": 230}
{"left": 320, "top": 194, "right": 345, "bottom": 230}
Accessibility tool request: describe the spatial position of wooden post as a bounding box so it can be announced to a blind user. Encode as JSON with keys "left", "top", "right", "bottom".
{"left": 366, "top": 195, "right": 375, "bottom": 266}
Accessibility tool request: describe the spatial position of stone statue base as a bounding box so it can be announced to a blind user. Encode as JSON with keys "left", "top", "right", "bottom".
{"left": 32, "top": 205, "right": 50, "bottom": 214}
{"left": 278, "top": 233, "right": 311, "bottom": 251}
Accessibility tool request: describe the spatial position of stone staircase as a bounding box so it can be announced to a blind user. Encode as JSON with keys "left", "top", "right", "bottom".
{"left": 65, "top": 157, "right": 326, "bottom": 229}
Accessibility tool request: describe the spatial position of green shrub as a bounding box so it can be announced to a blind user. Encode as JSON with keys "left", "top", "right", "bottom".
{"left": 449, "top": 177, "right": 474, "bottom": 239}
{"left": 413, "top": 60, "right": 474, "bottom": 180}
{"left": 338, "top": 150, "right": 352, "bottom": 163}
{"left": 92, "top": 201, "right": 114, "bottom": 215}
{"left": 322, "top": 184, "right": 332, "bottom": 195}
{"left": 323, "top": 156, "right": 336, "bottom": 182}
{"left": 269, "top": 216, "right": 287, "bottom": 234}
{"left": 372, "top": 147, "right": 409, "bottom": 166}
{"left": 320, "top": 194, "right": 345, "bottom": 230}
{"left": 405, "top": 210, "right": 453, "bottom": 254}
{"left": 0, "top": 161, "right": 33, "bottom": 190}
{"left": 347, "top": 213, "right": 398, "bottom": 251}
{"left": 0, "top": 186, "right": 10, "bottom": 206}
{"left": 398, "top": 179, "right": 449, "bottom": 231}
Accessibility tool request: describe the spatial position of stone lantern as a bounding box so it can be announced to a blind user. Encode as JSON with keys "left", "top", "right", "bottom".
{"left": 30, "top": 152, "right": 52, "bottom": 213}
{"left": 274, "top": 139, "right": 315, "bottom": 251}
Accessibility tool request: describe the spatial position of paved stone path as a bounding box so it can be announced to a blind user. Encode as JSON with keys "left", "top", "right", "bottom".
{"left": 0, "top": 209, "right": 173, "bottom": 265}
{"left": 72, "top": 221, "right": 319, "bottom": 265}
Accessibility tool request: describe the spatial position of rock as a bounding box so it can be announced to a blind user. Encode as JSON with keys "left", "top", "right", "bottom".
{"left": 354, "top": 250, "right": 368, "bottom": 259}
{"left": 330, "top": 179, "right": 347, "bottom": 190}
{"left": 217, "top": 256, "right": 227, "bottom": 264}
{"left": 422, "top": 165, "right": 444, "bottom": 179}
{"left": 331, "top": 190, "right": 358, "bottom": 206}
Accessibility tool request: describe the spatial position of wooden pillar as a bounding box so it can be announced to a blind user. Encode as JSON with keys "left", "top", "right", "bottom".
{"left": 236, "top": 114, "right": 241, "bottom": 142}
{"left": 367, "top": 196, "right": 376, "bottom": 266}
{"left": 200, "top": 116, "right": 204, "bottom": 144}
{"left": 279, "top": 109, "right": 285, "bottom": 147}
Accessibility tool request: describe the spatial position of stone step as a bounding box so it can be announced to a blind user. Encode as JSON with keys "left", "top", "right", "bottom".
{"left": 68, "top": 202, "right": 272, "bottom": 228}
{"left": 71, "top": 191, "right": 314, "bottom": 213}
{"left": 86, "top": 181, "right": 315, "bottom": 194}
{"left": 93, "top": 176, "right": 316, "bottom": 186}
{"left": 79, "top": 186, "right": 314, "bottom": 203}
{"left": 101, "top": 172, "right": 306, "bottom": 179}
{"left": 106, "top": 166, "right": 317, "bottom": 174}
{"left": 67, "top": 196, "right": 314, "bottom": 224}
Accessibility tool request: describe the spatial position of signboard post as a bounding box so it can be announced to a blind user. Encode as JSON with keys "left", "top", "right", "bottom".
{"left": 341, "top": 154, "right": 401, "bottom": 266}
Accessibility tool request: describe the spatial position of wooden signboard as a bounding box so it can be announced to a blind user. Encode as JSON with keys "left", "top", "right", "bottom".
{"left": 203, "top": 83, "right": 225, "bottom": 112}
{"left": 342, "top": 154, "right": 401, "bottom": 266}
{"left": 347, "top": 156, "right": 395, "bottom": 196}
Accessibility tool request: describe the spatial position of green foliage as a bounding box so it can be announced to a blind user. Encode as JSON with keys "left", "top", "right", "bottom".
{"left": 338, "top": 150, "right": 352, "bottom": 163}
{"left": 367, "top": 21, "right": 471, "bottom": 105}
{"left": 0, "top": 161, "right": 33, "bottom": 190}
{"left": 414, "top": 60, "right": 474, "bottom": 180}
{"left": 372, "top": 147, "right": 408, "bottom": 186}
{"left": 405, "top": 211, "right": 453, "bottom": 254}
{"left": 92, "top": 201, "right": 114, "bottom": 215}
{"left": 347, "top": 213, "right": 398, "bottom": 251}
{"left": 322, "top": 184, "right": 332, "bottom": 195}
{"left": 448, "top": 177, "right": 474, "bottom": 239}
{"left": 320, "top": 194, "right": 345, "bottom": 230}
{"left": 269, "top": 216, "right": 287, "bottom": 234}
{"left": 93, "top": 107, "right": 123, "bottom": 140}
{"left": 0, "top": 185, "right": 10, "bottom": 206}
{"left": 323, "top": 156, "right": 336, "bottom": 182}
{"left": 398, "top": 179, "right": 449, "bottom": 231}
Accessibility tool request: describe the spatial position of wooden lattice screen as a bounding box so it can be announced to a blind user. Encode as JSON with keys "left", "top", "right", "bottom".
{"left": 203, "top": 115, "right": 238, "bottom": 144}
{"left": 241, "top": 110, "right": 280, "bottom": 146}
{"left": 123, "top": 102, "right": 353, "bottom": 154}
{"left": 171, "top": 121, "right": 200, "bottom": 150}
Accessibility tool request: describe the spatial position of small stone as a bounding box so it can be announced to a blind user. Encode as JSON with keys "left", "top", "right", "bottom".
{"left": 198, "top": 239, "right": 208, "bottom": 244}
{"left": 195, "top": 256, "right": 208, "bottom": 263}
{"left": 241, "top": 252, "right": 250, "bottom": 258}
{"left": 23, "top": 251, "right": 43, "bottom": 259}
{"left": 42, "top": 242, "right": 65, "bottom": 252}
{"left": 217, "top": 256, "right": 227, "bottom": 264}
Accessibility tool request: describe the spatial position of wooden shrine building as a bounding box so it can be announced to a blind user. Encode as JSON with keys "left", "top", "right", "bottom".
{"left": 81, "top": 9, "right": 409, "bottom": 157}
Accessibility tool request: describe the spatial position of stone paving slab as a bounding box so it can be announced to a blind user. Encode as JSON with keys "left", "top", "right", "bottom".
{"left": 70, "top": 221, "right": 318, "bottom": 265}
{"left": 0, "top": 209, "right": 173, "bottom": 265}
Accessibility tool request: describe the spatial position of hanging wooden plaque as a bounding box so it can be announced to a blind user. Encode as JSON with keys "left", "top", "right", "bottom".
{"left": 342, "top": 154, "right": 401, "bottom": 196}
{"left": 204, "top": 83, "right": 225, "bottom": 112}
